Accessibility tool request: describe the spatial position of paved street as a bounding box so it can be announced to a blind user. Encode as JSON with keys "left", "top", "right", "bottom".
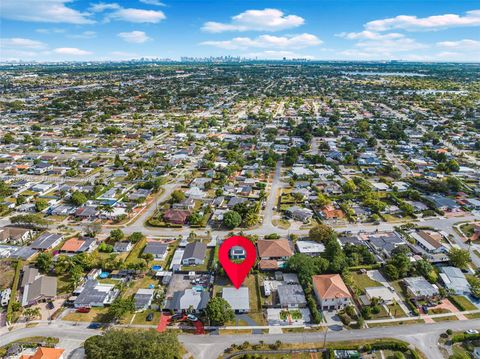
{"left": 2, "top": 319, "right": 480, "bottom": 359}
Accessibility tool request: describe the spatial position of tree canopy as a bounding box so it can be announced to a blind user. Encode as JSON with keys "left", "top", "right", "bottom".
{"left": 84, "top": 330, "right": 181, "bottom": 359}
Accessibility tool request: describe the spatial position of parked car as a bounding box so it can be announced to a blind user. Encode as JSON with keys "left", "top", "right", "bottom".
{"left": 46, "top": 301, "right": 54, "bottom": 310}
{"left": 76, "top": 307, "right": 91, "bottom": 313}
{"left": 146, "top": 313, "right": 154, "bottom": 321}
{"left": 170, "top": 313, "right": 183, "bottom": 321}
{"left": 187, "top": 314, "right": 198, "bottom": 322}
{"left": 465, "top": 329, "right": 479, "bottom": 335}
{"left": 87, "top": 323, "right": 101, "bottom": 329}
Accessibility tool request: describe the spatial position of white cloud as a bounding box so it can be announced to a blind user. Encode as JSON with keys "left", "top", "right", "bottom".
{"left": 337, "top": 31, "right": 404, "bottom": 40}
{"left": 437, "top": 39, "right": 480, "bottom": 50}
{"left": 54, "top": 47, "right": 92, "bottom": 55}
{"left": 107, "top": 8, "right": 166, "bottom": 23}
{"left": 139, "top": 0, "right": 166, "bottom": 6}
{"left": 366, "top": 9, "right": 480, "bottom": 31}
{"left": 89, "top": 2, "right": 120, "bottom": 12}
{"left": 201, "top": 33, "right": 321, "bottom": 50}
{"left": 355, "top": 37, "right": 426, "bottom": 52}
{"left": 69, "top": 31, "right": 97, "bottom": 39}
{"left": 0, "top": 38, "right": 46, "bottom": 49}
{"left": 118, "top": 31, "right": 151, "bottom": 43}
{"left": 36, "top": 28, "right": 65, "bottom": 34}
{"left": 0, "top": 0, "right": 94, "bottom": 24}
{"left": 202, "top": 8, "right": 304, "bottom": 33}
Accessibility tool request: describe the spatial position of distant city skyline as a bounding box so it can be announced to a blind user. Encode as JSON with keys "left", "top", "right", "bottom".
{"left": 1, "top": 0, "right": 479, "bottom": 62}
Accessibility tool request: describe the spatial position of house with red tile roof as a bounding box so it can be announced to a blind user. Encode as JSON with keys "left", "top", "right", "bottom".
{"left": 257, "top": 239, "right": 293, "bottom": 270}
{"left": 21, "top": 347, "right": 65, "bottom": 359}
{"left": 312, "top": 274, "right": 352, "bottom": 311}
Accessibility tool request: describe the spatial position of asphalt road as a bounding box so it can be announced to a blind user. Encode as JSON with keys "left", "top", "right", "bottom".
{"left": 180, "top": 319, "right": 480, "bottom": 359}
{"left": 3, "top": 319, "right": 480, "bottom": 359}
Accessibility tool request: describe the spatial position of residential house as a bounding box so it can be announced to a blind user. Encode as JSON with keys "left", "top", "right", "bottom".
{"left": 60, "top": 237, "right": 96, "bottom": 254}
{"left": 257, "top": 239, "right": 293, "bottom": 270}
{"left": 440, "top": 267, "right": 471, "bottom": 296}
{"left": 143, "top": 241, "right": 168, "bottom": 260}
{"left": 113, "top": 241, "right": 133, "bottom": 253}
{"left": 312, "top": 274, "right": 352, "bottom": 311}
{"left": 182, "top": 242, "right": 206, "bottom": 266}
{"left": 0, "top": 226, "right": 33, "bottom": 244}
{"left": 295, "top": 240, "right": 325, "bottom": 256}
{"left": 364, "top": 286, "right": 397, "bottom": 305}
{"left": 321, "top": 205, "right": 346, "bottom": 220}
{"left": 172, "top": 198, "right": 195, "bottom": 210}
{"left": 285, "top": 206, "right": 313, "bottom": 223}
{"left": 21, "top": 266, "right": 57, "bottom": 307}
{"left": 134, "top": 288, "right": 155, "bottom": 311}
{"left": 222, "top": 287, "right": 250, "bottom": 313}
{"left": 30, "top": 232, "right": 63, "bottom": 251}
{"left": 20, "top": 347, "right": 65, "bottom": 359}
{"left": 165, "top": 289, "right": 210, "bottom": 313}
{"left": 73, "top": 280, "right": 119, "bottom": 308}
{"left": 410, "top": 230, "right": 449, "bottom": 262}
{"left": 277, "top": 284, "right": 307, "bottom": 308}
{"left": 230, "top": 246, "right": 246, "bottom": 260}
{"left": 163, "top": 209, "right": 190, "bottom": 225}
{"left": 403, "top": 276, "right": 439, "bottom": 300}
{"left": 75, "top": 206, "right": 98, "bottom": 219}
{"left": 425, "top": 194, "right": 461, "bottom": 212}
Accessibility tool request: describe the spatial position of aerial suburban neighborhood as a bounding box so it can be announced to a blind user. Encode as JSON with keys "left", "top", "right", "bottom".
{"left": 0, "top": 2, "right": 480, "bottom": 359}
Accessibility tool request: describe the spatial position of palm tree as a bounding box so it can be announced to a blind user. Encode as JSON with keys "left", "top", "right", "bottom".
{"left": 24, "top": 307, "right": 41, "bottom": 321}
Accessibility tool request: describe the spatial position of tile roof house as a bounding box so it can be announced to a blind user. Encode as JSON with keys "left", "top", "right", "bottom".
{"left": 257, "top": 239, "right": 293, "bottom": 270}
{"left": 60, "top": 237, "right": 96, "bottom": 253}
{"left": 163, "top": 209, "right": 190, "bottom": 224}
{"left": 321, "top": 205, "right": 346, "bottom": 220}
{"left": 20, "top": 347, "right": 65, "bottom": 359}
{"left": 312, "top": 274, "right": 352, "bottom": 311}
{"left": 30, "top": 232, "right": 63, "bottom": 251}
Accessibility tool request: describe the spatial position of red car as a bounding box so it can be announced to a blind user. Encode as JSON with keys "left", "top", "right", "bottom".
{"left": 76, "top": 307, "right": 91, "bottom": 313}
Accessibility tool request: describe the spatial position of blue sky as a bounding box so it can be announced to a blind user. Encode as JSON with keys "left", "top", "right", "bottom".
{"left": 1, "top": 0, "right": 479, "bottom": 62}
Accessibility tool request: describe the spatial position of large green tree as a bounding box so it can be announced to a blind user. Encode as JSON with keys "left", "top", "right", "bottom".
{"left": 205, "top": 297, "right": 235, "bottom": 326}
{"left": 223, "top": 210, "right": 242, "bottom": 229}
{"left": 309, "top": 223, "right": 337, "bottom": 243}
{"left": 448, "top": 248, "right": 471, "bottom": 270}
{"left": 84, "top": 330, "right": 181, "bottom": 359}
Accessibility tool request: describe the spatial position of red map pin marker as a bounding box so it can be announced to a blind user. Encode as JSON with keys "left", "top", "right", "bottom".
{"left": 218, "top": 236, "right": 256, "bottom": 289}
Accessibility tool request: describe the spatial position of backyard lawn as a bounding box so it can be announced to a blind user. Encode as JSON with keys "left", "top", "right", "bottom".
{"left": 63, "top": 307, "right": 110, "bottom": 322}
{"left": 122, "top": 275, "right": 158, "bottom": 298}
{"left": 449, "top": 295, "right": 477, "bottom": 311}
{"left": 350, "top": 272, "right": 382, "bottom": 292}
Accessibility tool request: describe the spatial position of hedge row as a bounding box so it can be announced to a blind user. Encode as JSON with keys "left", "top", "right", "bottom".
{"left": 6, "top": 259, "right": 22, "bottom": 323}
{"left": 326, "top": 340, "right": 419, "bottom": 359}
{"left": 451, "top": 333, "right": 480, "bottom": 343}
